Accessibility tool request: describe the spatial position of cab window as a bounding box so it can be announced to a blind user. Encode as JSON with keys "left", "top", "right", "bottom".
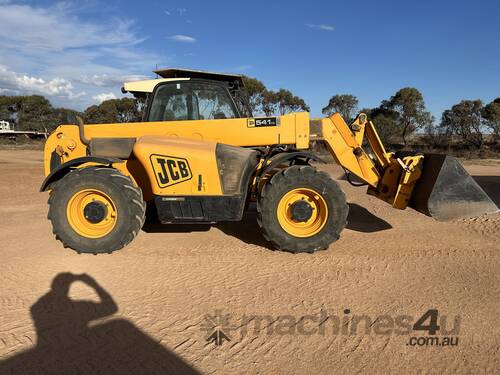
{"left": 148, "top": 82, "right": 238, "bottom": 122}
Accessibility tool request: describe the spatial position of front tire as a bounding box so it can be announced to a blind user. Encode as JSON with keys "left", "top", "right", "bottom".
{"left": 257, "top": 165, "right": 348, "bottom": 253}
{"left": 48, "top": 167, "right": 146, "bottom": 254}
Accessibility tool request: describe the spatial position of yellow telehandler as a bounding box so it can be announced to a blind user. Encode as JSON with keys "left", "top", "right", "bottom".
{"left": 41, "top": 69, "right": 498, "bottom": 254}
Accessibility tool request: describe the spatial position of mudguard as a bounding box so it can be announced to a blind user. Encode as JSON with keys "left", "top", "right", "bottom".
{"left": 260, "top": 151, "right": 326, "bottom": 177}
{"left": 40, "top": 156, "right": 123, "bottom": 192}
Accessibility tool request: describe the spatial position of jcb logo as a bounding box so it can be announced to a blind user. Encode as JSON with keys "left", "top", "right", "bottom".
{"left": 150, "top": 154, "right": 192, "bottom": 188}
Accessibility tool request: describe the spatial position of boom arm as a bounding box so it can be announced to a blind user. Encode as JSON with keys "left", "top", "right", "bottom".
{"left": 311, "top": 113, "right": 424, "bottom": 210}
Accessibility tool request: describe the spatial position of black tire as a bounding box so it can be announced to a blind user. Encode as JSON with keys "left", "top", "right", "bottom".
{"left": 48, "top": 167, "right": 146, "bottom": 254}
{"left": 257, "top": 165, "right": 348, "bottom": 253}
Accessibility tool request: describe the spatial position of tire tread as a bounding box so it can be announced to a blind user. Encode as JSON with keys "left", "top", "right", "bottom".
{"left": 47, "top": 167, "right": 145, "bottom": 254}
{"left": 257, "top": 166, "right": 348, "bottom": 253}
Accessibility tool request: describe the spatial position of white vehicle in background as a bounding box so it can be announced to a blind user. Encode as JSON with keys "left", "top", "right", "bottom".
{"left": 0, "top": 120, "right": 13, "bottom": 132}
{"left": 0, "top": 120, "right": 48, "bottom": 139}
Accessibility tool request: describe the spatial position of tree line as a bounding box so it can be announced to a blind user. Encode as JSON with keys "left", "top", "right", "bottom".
{"left": 1, "top": 77, "right": 499, "bottom": 153}
{"left": 0, "top": 95, "right": 142, "bottom": 132}
{"left": 319, "top": 89, "right": 500, "bottom": 149}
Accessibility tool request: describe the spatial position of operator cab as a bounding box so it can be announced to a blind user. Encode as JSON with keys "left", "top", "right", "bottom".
{"left": 122, "top": 68, "right": 251, "bottom": 121}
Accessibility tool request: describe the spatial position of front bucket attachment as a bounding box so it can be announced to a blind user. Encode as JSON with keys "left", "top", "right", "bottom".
{"left": 409, "top": 154, "right": 499, "bottom": 221}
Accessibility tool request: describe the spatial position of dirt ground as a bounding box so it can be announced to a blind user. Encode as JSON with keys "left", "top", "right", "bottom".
{"left": 0, "top": 150, "right": 498, "bottom": 374}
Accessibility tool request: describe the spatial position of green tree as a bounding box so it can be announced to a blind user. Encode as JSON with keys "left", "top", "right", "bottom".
{"left": 0, "top": 95, "right": 80, "bottom": 132}
{"left": 241, "top": 76, "right": 267, "bottom": 115}
{"left": 83, "top": 98, "right": 143, "bottom": 124}
{"left": 0, "top": 96, "right": 18, "bottom": 122}
{"left": 16, "top": 95, "right": 60, "bottom": 132}
{"left": 262, "top": 89, "right": 309, "bottom": 116}
{"left": 83, "top": 103, "right": 117, "bottom": 124}
{"left": 482, "top": 98, "right": 500, "bottom": 135}
{"left": 362, "top": 107, "right": 400, "bottom": 144}
{"left": 241, "top": 76, "right": 309, "bottom": 117}
{"left": 261, "top": 90, "right": 276, "bottom": 116}
{"left": 382, "top": 88, "right": 433, "bottom": 145}
{"left": 53, "top": 107, "right": 81, "bottom": 125}
{"left": 321, "top": 94, "right": 359, "bottom": 123}
{"left": 420, "top": 119, "right": 450, "bottom": 149}
{"left": 440, "top": 99, "right": 484, "bottom": 148}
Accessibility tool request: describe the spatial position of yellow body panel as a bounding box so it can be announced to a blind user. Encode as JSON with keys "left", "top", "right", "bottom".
{"left": 44, "top": 112, "right": 310, "bottom": 179}
{"left": 44, "top": 112, "right": 308, "bottom": 170}
{"left": 82, "top": 112, "right": 304, "bottom": 146}
{"left": 133, "top": 136, "right": 222, "bottom": 196}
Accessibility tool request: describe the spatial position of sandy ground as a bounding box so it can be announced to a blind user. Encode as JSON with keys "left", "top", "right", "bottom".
{"left": 0, "top": 149, "right": 499, "bottom": 374}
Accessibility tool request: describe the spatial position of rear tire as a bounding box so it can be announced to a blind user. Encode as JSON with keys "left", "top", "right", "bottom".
{"left": 257, "top": 165, "right": 348, "bottom": 253}
{"left": 48, "top": 167, "right": 146, "bottom": 254}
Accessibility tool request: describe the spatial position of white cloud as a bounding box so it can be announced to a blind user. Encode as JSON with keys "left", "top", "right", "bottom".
{"left": 93, "top": 92, "right": 117, "bottom": 103}
{"left": 0, "top": 4, "right": 144, "bottom": 52}
{"left": 76, "top": 73, "right": 149, "bottom": 87}
{"left": 164, "top": 10, "right": 171, "bottom": 16}
{"left": 177, "top": 8, "right": 187, "bottom": 16}
{"left": 0, "top": 2, "right": 163, "bottom": 109}
{"left": 0, "top": 64, "right": 84, "bottom": 99}
{"left": 305, "top": 23, "right": 335, "bottom": 31}
{"left": 169, "top": 34, "right": 196, "bottom": 43}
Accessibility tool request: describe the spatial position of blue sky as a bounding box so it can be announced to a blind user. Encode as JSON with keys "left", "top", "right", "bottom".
{"left": 0, "top": 0, "right": 499, "bottom": 119}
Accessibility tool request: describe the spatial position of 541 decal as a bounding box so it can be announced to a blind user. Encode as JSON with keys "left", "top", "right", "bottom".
{"left": 247, "top": 117, "right": 280, "bottom": 128}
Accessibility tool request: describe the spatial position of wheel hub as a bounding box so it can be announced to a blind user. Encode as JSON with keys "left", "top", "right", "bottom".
{"left": 67, "top": 189, "right": 117, "bottom": 239}
{"left": 290, "top": 200, "right": 313, "bottom": 222}
{"left": 276, "top": 188, "right": 329, "bottom": 238}
{"left": 83, "top": 201, "right": 108, "bottom": 224}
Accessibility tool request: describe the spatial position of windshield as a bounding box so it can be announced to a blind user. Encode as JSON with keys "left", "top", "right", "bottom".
{"left": 148, "top": 82, "right": 238, "bottom": 122}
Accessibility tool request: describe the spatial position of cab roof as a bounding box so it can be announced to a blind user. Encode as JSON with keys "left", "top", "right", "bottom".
{"left": 122, "top": 78, "right": 189, "bottom": 95}
{"left": 154, "top": 68, "right": 245, "bottom": 86}
{"left": 122, "top": 68, "right": 245, "bottom": 98}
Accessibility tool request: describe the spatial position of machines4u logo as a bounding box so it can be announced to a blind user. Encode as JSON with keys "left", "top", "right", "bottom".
{"left": 150, "top": 154, "right": 192, "bottom": 188}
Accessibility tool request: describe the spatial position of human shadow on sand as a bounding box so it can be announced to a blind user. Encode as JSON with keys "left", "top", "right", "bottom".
{"left": 0, "top": 273, "right": 200, "bottom": 375}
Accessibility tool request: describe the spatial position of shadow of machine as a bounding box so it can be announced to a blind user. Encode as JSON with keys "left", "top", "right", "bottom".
{"left": 471, "top": 175, "right": 500, "bottom": 207}
{"left": 346, "top": 203, "right": 392, "bottom": 233}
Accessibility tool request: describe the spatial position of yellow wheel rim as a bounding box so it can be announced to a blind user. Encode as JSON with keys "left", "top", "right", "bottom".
{"left": 277, "top": 188, "right": 329, "bottom": 238}
{"left": 66, "top": 189, "right": 117, "bottom": 238}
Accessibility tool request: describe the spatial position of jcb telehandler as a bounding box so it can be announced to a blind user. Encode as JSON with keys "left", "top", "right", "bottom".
{"left": 41, "top": 69, "right": 498, "bottom": 254}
